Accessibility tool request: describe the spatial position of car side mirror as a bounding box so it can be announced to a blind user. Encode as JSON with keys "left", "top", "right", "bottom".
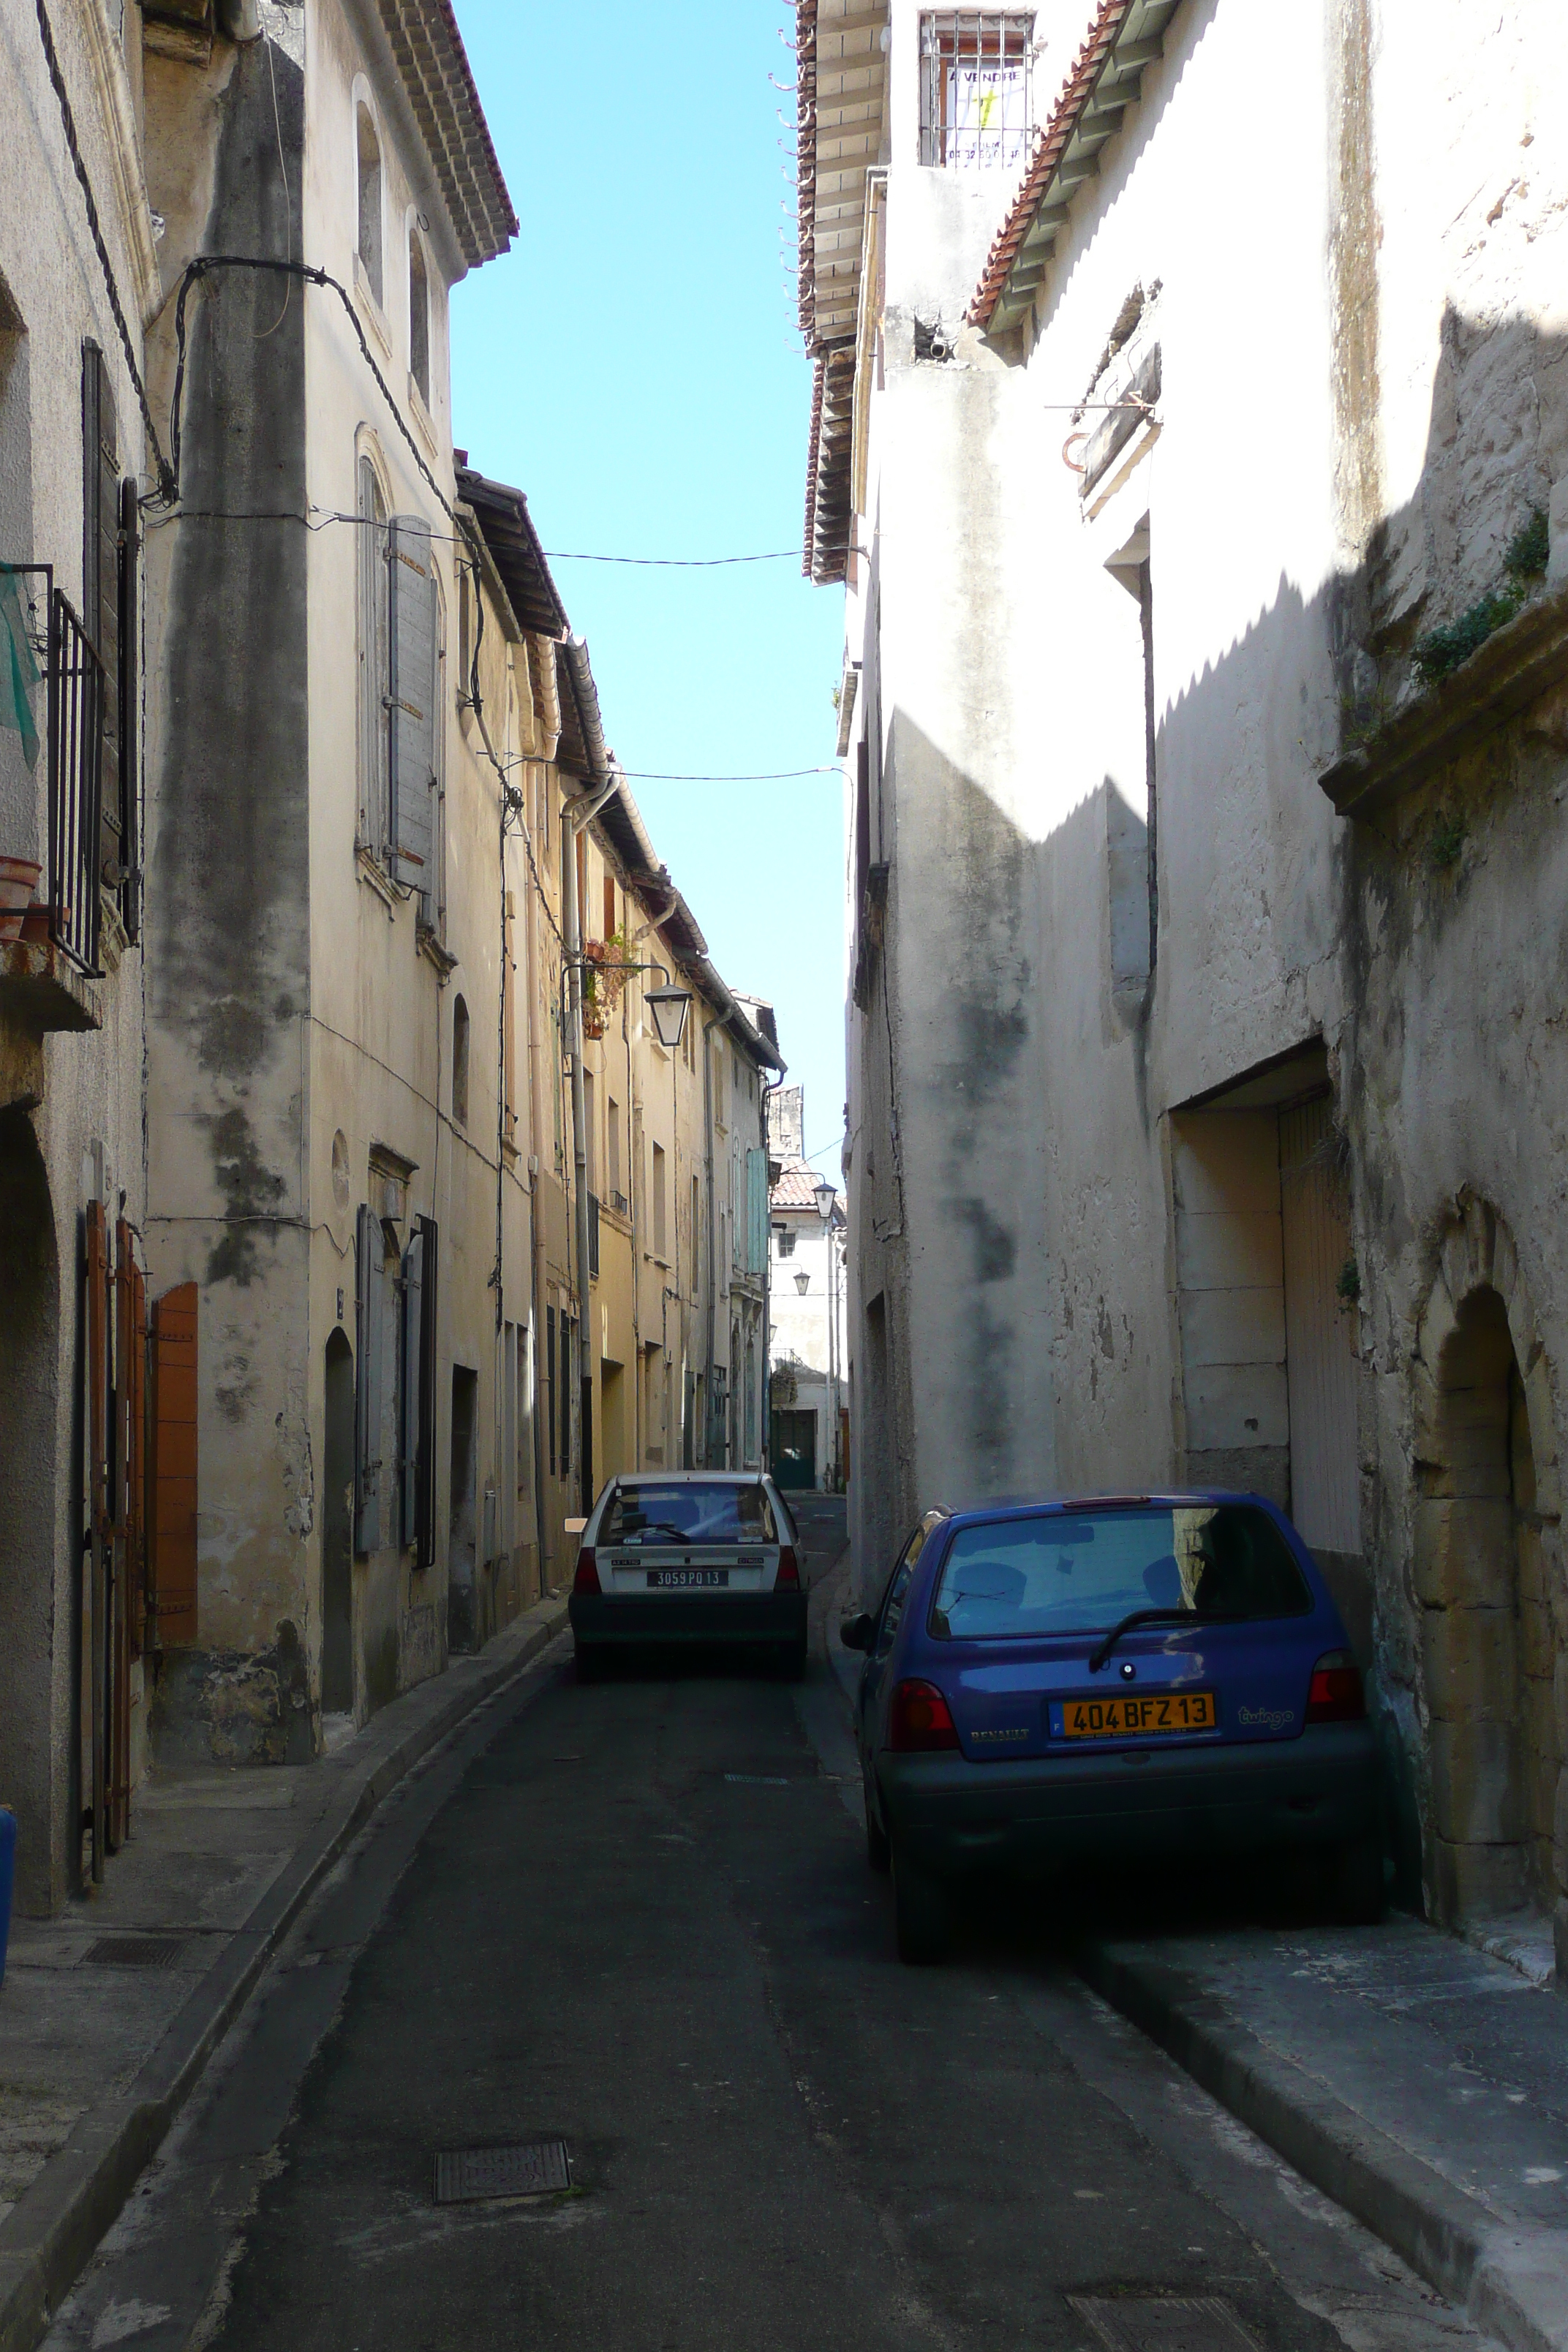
{"left": 840, "top": 1611, "right": 876, "bottom": 1652}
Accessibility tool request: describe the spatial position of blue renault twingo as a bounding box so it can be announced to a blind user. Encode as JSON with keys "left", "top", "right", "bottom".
{"left": 840, "top": 1493, "right": 1382, "bottom": 1962}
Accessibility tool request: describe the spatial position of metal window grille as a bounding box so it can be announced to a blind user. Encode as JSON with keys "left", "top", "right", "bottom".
{"left": 49, "top": 587, "right": 105, "bottom": 975}
{"left": 920, "top": 13, "right": 1035, "bottom": 170}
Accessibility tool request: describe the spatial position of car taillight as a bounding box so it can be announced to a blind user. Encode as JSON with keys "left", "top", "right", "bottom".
{"left": 1306, "top": 1649, "right": 1365, "bottom": 1723}
{"left": 573, "top": 1547, "right": 600, "bottom": 1595}
{"left": 887, "top": 1679, "right": 960, "bottom": 1753}
{"left": 774, "top": 1545, "right": 801, "bottom": 1590}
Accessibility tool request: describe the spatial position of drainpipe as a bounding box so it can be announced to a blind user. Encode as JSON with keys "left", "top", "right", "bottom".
{"left": 760, "top": 1070, "right": 783, "bottom": 1471}
{"left": 561, "top": 766, "right": 620, "bottom": 1519}
{"left": 701, "top": 1011, "right": 717, "bottom": 1466}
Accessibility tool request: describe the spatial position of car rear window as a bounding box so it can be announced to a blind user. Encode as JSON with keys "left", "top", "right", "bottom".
{"left": 929, "top": 1505, "right": 1311, "bottom": 1640}
{"left": 600, "top": 1482, "right": 777, "bottom": 1545}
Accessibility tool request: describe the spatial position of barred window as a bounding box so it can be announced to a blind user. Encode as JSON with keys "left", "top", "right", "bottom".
{"left": 920, "top": 13, "right": 1034, "bottom": 170}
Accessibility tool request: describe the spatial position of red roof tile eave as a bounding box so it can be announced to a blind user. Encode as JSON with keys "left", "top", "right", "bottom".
{"left": 966, "top": 0, "right": 1137, "bottom": 331}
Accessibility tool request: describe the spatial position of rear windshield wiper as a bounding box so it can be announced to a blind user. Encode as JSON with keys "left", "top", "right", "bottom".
{"left": 1088, "top": 1607, "right": 1228, "bottom": 1675}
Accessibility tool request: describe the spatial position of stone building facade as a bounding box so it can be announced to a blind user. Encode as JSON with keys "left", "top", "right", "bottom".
{"left": 0, "top": 0, "right": 780, "bottom": 1915}
{"left": 797, "top": 0, "right": 1568, "bottom": 1962}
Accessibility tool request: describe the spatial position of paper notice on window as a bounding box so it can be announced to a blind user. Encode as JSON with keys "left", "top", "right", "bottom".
{"left": 948, "top": 63, "right": 1027, "bottom": 167}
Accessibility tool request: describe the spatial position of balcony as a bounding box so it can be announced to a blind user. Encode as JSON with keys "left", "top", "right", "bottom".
{"left": 1, "top": 573, "right": 106, "bottom": 1042}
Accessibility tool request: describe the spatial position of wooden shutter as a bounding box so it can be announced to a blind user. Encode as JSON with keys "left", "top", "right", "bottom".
{"left": 150, "top": 1281, "right": 198, "bottom": 1648}
{"left": 355, "top": 1205, "right": 385, "bottom": 1553}
{"left": 396, "top": 1217, "right": 438, "bottom": 1564}
{"left": 81, "top": 342, "right": 121, "bottom": 897}
{"left": 415, "top": 1215, "right": 437, "bottom": 1567}
{"left": 117, "top": 478, "right": 138, "bottom": 938}
{"left": 387, "top": 515, "right": 437, "bottom": 908}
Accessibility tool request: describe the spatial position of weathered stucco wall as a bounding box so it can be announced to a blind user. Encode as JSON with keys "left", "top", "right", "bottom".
{"left": 0, "top": 0, "right": 153, "bottom": 1908}
{"left": 844, "top": 0, "right": 1568, "bottom": 1953}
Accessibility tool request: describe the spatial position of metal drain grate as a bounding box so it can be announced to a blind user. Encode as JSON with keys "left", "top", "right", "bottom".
{"left": 82, "top": 1936, "right": 187, "bottom": 1970}
{"left": 1069, "top": 2297, "right": 1262, "bottom": 2352}
{"left": 723, "top": 1773, "right": 793, "bottom": 1785}
{"left": 433, "top": 2139, "right": 571, "bottom": 2205}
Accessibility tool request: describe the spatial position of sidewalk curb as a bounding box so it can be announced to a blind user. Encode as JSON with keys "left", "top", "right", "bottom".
{"left": 1076, "top": 1939, "right": 1568, "bottom": 2352}
{"left": 0, "top": 1599, "right": 570, "bottom": 2352}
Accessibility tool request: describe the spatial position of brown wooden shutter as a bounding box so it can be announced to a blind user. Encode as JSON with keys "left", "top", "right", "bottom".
{"left": 85, "top": 1202, "right": 110, "bottom": 1880}
{"left": 150, "top": 1283, "right": 199, "bottom": 1646}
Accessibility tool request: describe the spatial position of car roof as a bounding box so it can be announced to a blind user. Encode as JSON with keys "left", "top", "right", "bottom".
{"left": 609, "top": 1471, "right": 770, "bottom": 1485}
{"left": 938, "top": 1490, "right": 1281, "bottom": 1532}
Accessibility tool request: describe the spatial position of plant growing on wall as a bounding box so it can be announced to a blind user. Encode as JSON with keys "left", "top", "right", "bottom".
{"left": 1411, "top": 507, "right": 1549, "bottom": 686}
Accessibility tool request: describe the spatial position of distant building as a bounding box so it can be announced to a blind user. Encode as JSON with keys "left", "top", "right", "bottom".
{"left": 768, "top": 1095, "right": 845, "bottom": 1492}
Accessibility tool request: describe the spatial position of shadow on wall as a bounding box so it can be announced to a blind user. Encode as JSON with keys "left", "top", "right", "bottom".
{"left": 861, "top": 302, "right": 1568, "bottom": 1918}
{"left": 0, "top": 1107, "right": 59, "bottom": 1913}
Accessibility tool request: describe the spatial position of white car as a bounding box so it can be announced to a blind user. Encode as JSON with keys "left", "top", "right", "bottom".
{"left": 567, "top": 1472, "right": 807, "bottom": 1679}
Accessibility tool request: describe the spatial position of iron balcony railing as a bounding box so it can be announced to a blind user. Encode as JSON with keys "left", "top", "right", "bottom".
{"left": 49, "top": 588, "right": 106, "bottom": 975}
{"left": 1, "top": 568, "right": 104, "bottom": 976}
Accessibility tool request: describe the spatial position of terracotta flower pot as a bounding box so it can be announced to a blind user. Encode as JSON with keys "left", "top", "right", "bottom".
{"left": 0, "top": 856, "right": 42, "bottom": 943}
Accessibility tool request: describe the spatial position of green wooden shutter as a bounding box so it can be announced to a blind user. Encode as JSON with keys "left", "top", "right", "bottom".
{"left": 387, "top": 514, "right": 437, "bottom": 913}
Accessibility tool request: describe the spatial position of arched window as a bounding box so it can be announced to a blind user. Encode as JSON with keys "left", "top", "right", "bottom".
{"left": 452, "top": 994, "right": 470, "bottom": 1128}
{"left": 356, "top": 104, "right": 382, "bottom": 306}
{"left": 408, "top": 230, "right": 429, "bottom": 404}
{"left": 355, "top": 452, "right": 388, "bottom": 851}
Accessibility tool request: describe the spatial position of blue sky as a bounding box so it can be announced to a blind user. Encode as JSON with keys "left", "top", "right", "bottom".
{"left": 448, "top": 0, "right": 848, "bottom": 1177}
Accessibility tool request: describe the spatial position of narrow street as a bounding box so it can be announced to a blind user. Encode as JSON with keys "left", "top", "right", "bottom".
{"left": 49, "top": 1506, "right": 1474, "bottom": 2352}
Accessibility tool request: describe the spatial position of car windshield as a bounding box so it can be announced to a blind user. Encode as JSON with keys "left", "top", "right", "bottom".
{"left": 929, "top": 1505, "right": 1311, "bottom": 1640}
{"left": 600, "top": 1482, "right": 777, "bottom": 1546}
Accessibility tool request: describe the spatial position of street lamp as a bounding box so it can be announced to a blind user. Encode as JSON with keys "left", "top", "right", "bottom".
{"left": 812, "top": 1175, "right": 836, "bottom": 1224}
{"left": 644, "top": 983, "right": 692, "bottom": 1052}
{"left": 794, "top": 1269, "right": 810, "bottom": 1294}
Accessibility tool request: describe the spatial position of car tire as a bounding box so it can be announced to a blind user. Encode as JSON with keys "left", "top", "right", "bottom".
{"left": 1328, "top": 1834, "right": 1384, "bottom": 1925}
{"left": 575, "top": 1643, "right": 606, "bottom": 1684}
{"left": 864, "top": 1773, "right": 891, "bottom": 1874}
{"left": 892, "top": 1839, "right": 952, "bottom": 1964}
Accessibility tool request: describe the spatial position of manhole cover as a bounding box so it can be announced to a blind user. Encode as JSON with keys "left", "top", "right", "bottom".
{"left": 433, "top": 2139, "right": 571, "bottom": 2204}
{"left": 82, "top": 1936, "right": 187, "bottom": 1970}
{"left": 1069, "top": 2297, "right": 1262, "bottom": 2352}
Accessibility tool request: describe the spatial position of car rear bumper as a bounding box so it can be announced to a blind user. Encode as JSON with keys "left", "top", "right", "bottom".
{"left": 569, "top": 1591, "right": 807, "bottom": 1648}
{"left": 878, "top": 1724, "right": 1379, "bottom": 1875}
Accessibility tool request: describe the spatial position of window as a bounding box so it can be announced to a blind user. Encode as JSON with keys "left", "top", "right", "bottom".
{"left": 652, "top": 1141, "right": 667, "bottom": 1258}
{"left": 928, "top": 1505, "right": 1311, "bottom": 1642}
{"left": 583, "top": 1069, "right": 597, "bottom": 1192}
{"left": 408, "top": 228, "right": 429, "bottom": 404}
{"left": 775, "top": 1224, "right": 796, "bottom": 1259}
{"left": 603, "top": 871, "right": 616, "bottom": 942}
{"left": 919, "top": 14, "right": 1033, "bottom": 169}
{"left": 451, "top": 994, "right": 470, "bottom": 1127}
{"left": 355, "top": 104, "right": 383, "bottom": 305}
{"left": 559, "top": 1314, "right": 574, "bottom": 1481}
{"left": 607, "top": 1094, "right": 622, "bottom": 1201}
{"left": 355, "top": 453, "right": 388, "bottom": 850}
{"left": 601, "top": 1481, "right": 775, "bottom": 1545}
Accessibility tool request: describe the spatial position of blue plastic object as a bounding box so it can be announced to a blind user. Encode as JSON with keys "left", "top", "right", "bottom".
{"left": 0, "top": 1807, "right": 15, "bottom": 1988}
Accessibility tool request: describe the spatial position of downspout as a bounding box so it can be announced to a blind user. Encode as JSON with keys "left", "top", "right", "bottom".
{"left": 760, "top": 1069, "right": 783, "bottom": 1471}
{"left": 561, "top": 785, "right": 620, "bottom": 1516}
{"left": 701, "top": 1011, "right": 717, "bottom": 1466}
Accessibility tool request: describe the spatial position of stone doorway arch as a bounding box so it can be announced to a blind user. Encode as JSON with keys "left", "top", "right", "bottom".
{"left": 1413, "top": 1199, "right": 1566, "bottom": 1948}
{"left": 0, "top": 1106, "right": 61, "bottom": 1913}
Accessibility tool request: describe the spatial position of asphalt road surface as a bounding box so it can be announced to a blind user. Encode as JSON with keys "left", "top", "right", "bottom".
{"left": 51, "top": 1500, "right": 1478, "bottom": 2352}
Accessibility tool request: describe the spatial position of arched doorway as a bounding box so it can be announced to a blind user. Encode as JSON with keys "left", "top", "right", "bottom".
{"left": 321, "top": 1329, "right": 355, "bottom": 1718}
{"left": 0, "top": 1107, "right": 61, "bottom": 1912}
{"left": 1416, "top": 1216, "right": 1564, "bottom": 1925}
